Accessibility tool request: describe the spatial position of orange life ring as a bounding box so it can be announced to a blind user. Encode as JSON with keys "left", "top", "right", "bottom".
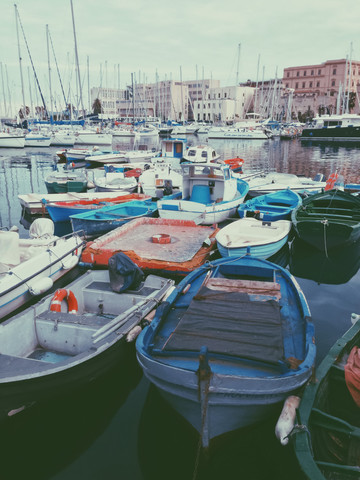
{"left": 325, "top": 172, "right": 339, "bottom": 191}
{"left": 50, "top": 289, "right": 78, "bottom": 314}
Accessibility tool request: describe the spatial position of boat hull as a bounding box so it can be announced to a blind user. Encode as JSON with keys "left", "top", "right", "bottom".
{"left": 0, "top": 135, "right": 25, "bottom": 148}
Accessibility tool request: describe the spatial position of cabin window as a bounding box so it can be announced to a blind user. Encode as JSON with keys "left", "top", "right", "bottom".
{"left": 188, "top": 150, "right": 196, "bottom": 157}
{"left": 201, "top": 151, "right": 208, "bottom": 158}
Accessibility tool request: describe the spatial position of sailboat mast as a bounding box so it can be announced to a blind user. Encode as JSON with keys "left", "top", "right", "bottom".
{"left": 70, "top": 0, "right": 85, "bottom": 117}
{"left": 236, "top": 43, "right": 241, "bottom": 86}
{"left": 14, "top": 4, "right": 26, "bottom": 118}
{"left": 46, "top": 25, "right": 53, "bottom": 122}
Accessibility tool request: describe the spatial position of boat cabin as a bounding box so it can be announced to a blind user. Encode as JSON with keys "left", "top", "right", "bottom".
{"left": 310, "top": 114, "right": 360, "bottom": 129}
{"left": 182, "top": 145, "right": 220, "bottom": 164}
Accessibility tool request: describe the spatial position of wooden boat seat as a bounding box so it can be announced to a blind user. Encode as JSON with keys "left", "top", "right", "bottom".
{"left": 206, "top": 278, "right": 281, "bottom": 300}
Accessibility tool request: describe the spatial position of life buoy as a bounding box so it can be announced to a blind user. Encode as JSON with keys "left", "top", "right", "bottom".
{"left": 50, "top": 289, "right": 78, "bottom": 314}
{"left": 325, "top": 172, "right": 339, "bottom": 191}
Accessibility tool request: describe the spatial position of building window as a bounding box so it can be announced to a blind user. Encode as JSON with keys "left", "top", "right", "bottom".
{"left": 331, "top": 80, "right": 336, "bottom": 87}
{"left": 286, "top": 72, "right": 289, "bottom": 77}
{"left": 286, "top": 83, "right": 289, "bottom": 88}
{"left": 295, "top": 82, "right": 298, "bottom": 89}
{"left": 208, "top": 103, "right": 210, "bottom": 108}
{"left": 318, "top": 69, "right": 321, "bottom": 75}
{"left": 311, "top": 70, "right": 314, "bottom": 75}
{"left": 304, "top": 71, "right": 307, "bottom": 76}
{"left": 316, "top": 81, "right": 320, "bottom": 87}
{"left": 296, "top": 71, "right": 300, "bottom": 77}
{"left": 309, "top": 82, "right": 313, "bottom": 87}
{"left": 333, "top": 68, "right": 336, "bottom": 75}
{"left": 218, "top": 93, "right": 220, "bottom": 98}
{"left": 302, "top": 82, "right": 306, "bottom": 88}
{"left": 224, "top": 93, "right": 227, "bottom": 98}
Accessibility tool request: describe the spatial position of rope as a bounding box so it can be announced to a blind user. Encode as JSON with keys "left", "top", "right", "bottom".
{"left": 321, "top": 218, "right": 329, "bottom": 258}
{"left": 286, "top": 423, "right": 314, "bottom": 456}
{"left": 192, "top": 376, "right": 210, "bottom": 480}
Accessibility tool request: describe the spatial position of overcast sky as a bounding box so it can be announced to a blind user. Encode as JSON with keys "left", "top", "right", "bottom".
{"left": 1, "top": 0, "right": 359, "bottom": 114}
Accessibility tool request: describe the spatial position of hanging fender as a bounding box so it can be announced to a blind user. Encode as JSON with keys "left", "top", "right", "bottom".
{"left": 50, "top": 289, "right": 78, "bottom": 314}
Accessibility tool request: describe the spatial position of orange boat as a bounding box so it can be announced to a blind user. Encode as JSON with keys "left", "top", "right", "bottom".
{"left": 81, "top": 218, "right": 219, "bottom": 276}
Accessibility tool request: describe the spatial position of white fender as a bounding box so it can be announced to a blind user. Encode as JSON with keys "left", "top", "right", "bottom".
{"left": 28, "top": 277, "right": 54, "bottom": 296}
{"left": 351, "top": 313, "right": 360, "bottom": 325}
{"left": 275, "top": 395, "right": 301, "bottom": 446}
{"left": 126, "top": 325, "right": 142, "bottom": 342}
{"left": 62, "top": 255, "right": 79, "bottom": 270}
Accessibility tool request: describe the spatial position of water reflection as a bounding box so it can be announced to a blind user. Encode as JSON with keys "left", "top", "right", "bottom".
{"left": 289, "top": 237, "right": 360, "bottom": 285}
{"left": 0, "top": 351, "right": 142, "bottom": 480}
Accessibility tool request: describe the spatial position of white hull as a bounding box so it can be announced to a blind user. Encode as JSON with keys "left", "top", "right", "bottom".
{"left": 75, "top": 133, "right": 113, "bottom": 145}
{"left": 50, "top": 133, "right": 76, "bottom": 146}
{"left": 0, "top": 135, "right": 25, "bottom": 148}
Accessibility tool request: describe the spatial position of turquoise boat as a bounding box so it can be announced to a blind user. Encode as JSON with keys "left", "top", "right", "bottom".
{"left": 291, "top": 189, "right": 360, "bottom": 251}
{"left": 293, "top": 315, "right": 360, "bottom": 479}
{"left": 238, "top": 188, "right": 302, "bottom": 221}
{"left": 70, "top": 200, "right": 158, "bottom": 239}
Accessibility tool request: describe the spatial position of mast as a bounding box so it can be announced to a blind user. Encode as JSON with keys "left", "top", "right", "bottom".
{"left": 46, "top": 25, "right": 53, "bottom": 122}
{"left": 236, "top": 43, "right": 241, "bottom": 86}
{"left": 70, "top": 0, "right": 85, "bottom": 117}
{"left": 254, "top": 54, "right": 260, "bottom": 116}
{"left": 14, "top": 4, "right": 26, "bottom": 119}
{"left": 1, "top": 63, "right": 7, "bottom": 117}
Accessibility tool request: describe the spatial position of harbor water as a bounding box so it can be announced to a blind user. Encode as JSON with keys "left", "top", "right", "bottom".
{"left": 0, "top": 136, "right": 360, "bottom": 479}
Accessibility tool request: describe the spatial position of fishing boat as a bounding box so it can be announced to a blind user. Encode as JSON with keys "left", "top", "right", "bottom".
{"left": 216, "top": 217, "right": 292, "bottom": 259}
{"left": 80, "top": 217, "right": 219, "bottom": 276}
{"left": 292, "top": 314, "right": 360, "bottom": 479}
{"left": 181, "top": 145, "right": 220, "bottom": 164}
{"left": 244, "top": 172, "right": 327, "bottom": 197}
{"left": 136, "top": 255, "right": 315, "bottom": 448}
{"left": 0, "top": 255, "right": 174, "bottom": 417}
{"left": 138, "top": 164, "right": 183, "bottom": 198}
{"left": 70, "top": 199, "right": 158, "bottom": 239}
{"left": 18, "top": 191, "right": 140, "bottom": 216}
{"left": 238, "top": 189, "right": 302, "bottom": 221}
{"left": 45, "top": 193, "right": 151, "bottom": 223}
{"left": 94, "top": 172, "right": 138, "bottom": 193}
{"left": 0, "top": 218, "right": 85, "bottom": 320}
{"left": 157, "top": 163, "right": 249, "bottom": 225}
{"left": 291, "top": 189, "right": 360, "bottom": 251}
{"left": 45, "top": 170, "right": 90, "bottom": 194}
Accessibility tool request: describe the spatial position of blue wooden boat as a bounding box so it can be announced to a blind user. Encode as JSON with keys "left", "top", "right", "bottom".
{"left": 216, "top": 217, "right": 291, "bottom": 259}
{"left": 136, "top": 255, "right": 315, "bottom": 448}
{"left": 70, "top": 200, "right": 158, "bottom": 239}
{"left": 238, "top": 189, "right": 302, "bottom": 221}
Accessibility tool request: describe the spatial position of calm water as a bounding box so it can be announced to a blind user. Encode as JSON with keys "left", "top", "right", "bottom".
{"left": 0, "top": 136, "right": 360, "bottom": 480}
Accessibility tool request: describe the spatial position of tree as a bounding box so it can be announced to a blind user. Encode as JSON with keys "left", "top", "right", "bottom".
{"left": 348, "top": 92, "right": 356, "bottom": 112}
{"left": 92, "top": 98, "right": 102, "bottom": 115}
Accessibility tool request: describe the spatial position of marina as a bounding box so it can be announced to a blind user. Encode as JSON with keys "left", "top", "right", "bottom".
{"left": 0, "top": 135, "right": 360, "bottom": 479}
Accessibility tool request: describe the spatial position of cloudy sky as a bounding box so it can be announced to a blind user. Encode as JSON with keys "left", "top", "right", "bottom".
{"left": 1, "top": 0, "right": 359, "bottom": 115}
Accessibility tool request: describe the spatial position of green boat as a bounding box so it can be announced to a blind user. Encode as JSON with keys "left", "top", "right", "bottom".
{"left": 291, "top": 189, "right": 360, "bottom": 252}
{"left": 45, "top": 171, "right": 89, "bottom": 194}
{"left": 293, "top": 315, "right": 360, "bottom": 479}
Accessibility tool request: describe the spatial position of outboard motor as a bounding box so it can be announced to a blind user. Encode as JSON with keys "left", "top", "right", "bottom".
{"left": 108, "top": 252, "right": 144, "bottom": 293}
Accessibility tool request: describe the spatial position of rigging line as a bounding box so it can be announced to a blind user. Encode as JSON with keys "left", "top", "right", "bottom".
{"left": 48, "top": 29, "right": 68, "bottom": 110}
{"left": 15, "top": 6, "right": 48, "bottom": 118}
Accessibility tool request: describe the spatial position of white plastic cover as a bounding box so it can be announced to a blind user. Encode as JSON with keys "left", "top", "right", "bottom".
{"left": 29, "top": 218, "right": 55, "bottom": 239}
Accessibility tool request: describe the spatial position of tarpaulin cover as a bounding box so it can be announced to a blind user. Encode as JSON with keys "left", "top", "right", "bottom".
{"left": 108, "top": 252, "right": 144, "bottom": 293}
{"left": 344, "top": 346, "right": 360, "bottom": 407}
{"left": 163, "top": 286, "right": 284, "bottom": 364}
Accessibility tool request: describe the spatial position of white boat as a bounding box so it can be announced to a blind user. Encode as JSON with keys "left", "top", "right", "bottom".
{"left": 50, "top": 130, "right": 76, "bottom": 146}
{"left": 74, "top": 129, "right": 113, "bottom": 145}
{"left": 208, "top": 126, "right": 271, "bottom": 139}
{"left": 0, "top": 218, "right": 84, "bottom": 320}
{"left": 216, "top": 217, "right": 292, "bottom": 259}
{"left": 0, "top": 257, "right": 174, "bottom": 417}
{"left": 138, "top": 164, "right": 183, "bottom": 198}
{"left": 157, "top": 163, "right": 249, "bottom": 224}
{"left": 245, "top": 172, "right": 327, "bottom": 196}
{"left": 182, "top": 144, "right": 220, "bottom": 163}
{"left": 84, "top": 151, "right": 127, "bottom": 164}
{"left": 25, "top": 131, "right": 52, "bottom": 147}
{"left": 134, "top": 124, "right": 159, "bottom": 139}
{"left": 301, "top": 113, "right": 360, "bottom": 141}
{"left": 0, "top": 131, "right": 25, "bottom": 148}
{"left": 94, "top": 172, "right": 138, "bottom": 193}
